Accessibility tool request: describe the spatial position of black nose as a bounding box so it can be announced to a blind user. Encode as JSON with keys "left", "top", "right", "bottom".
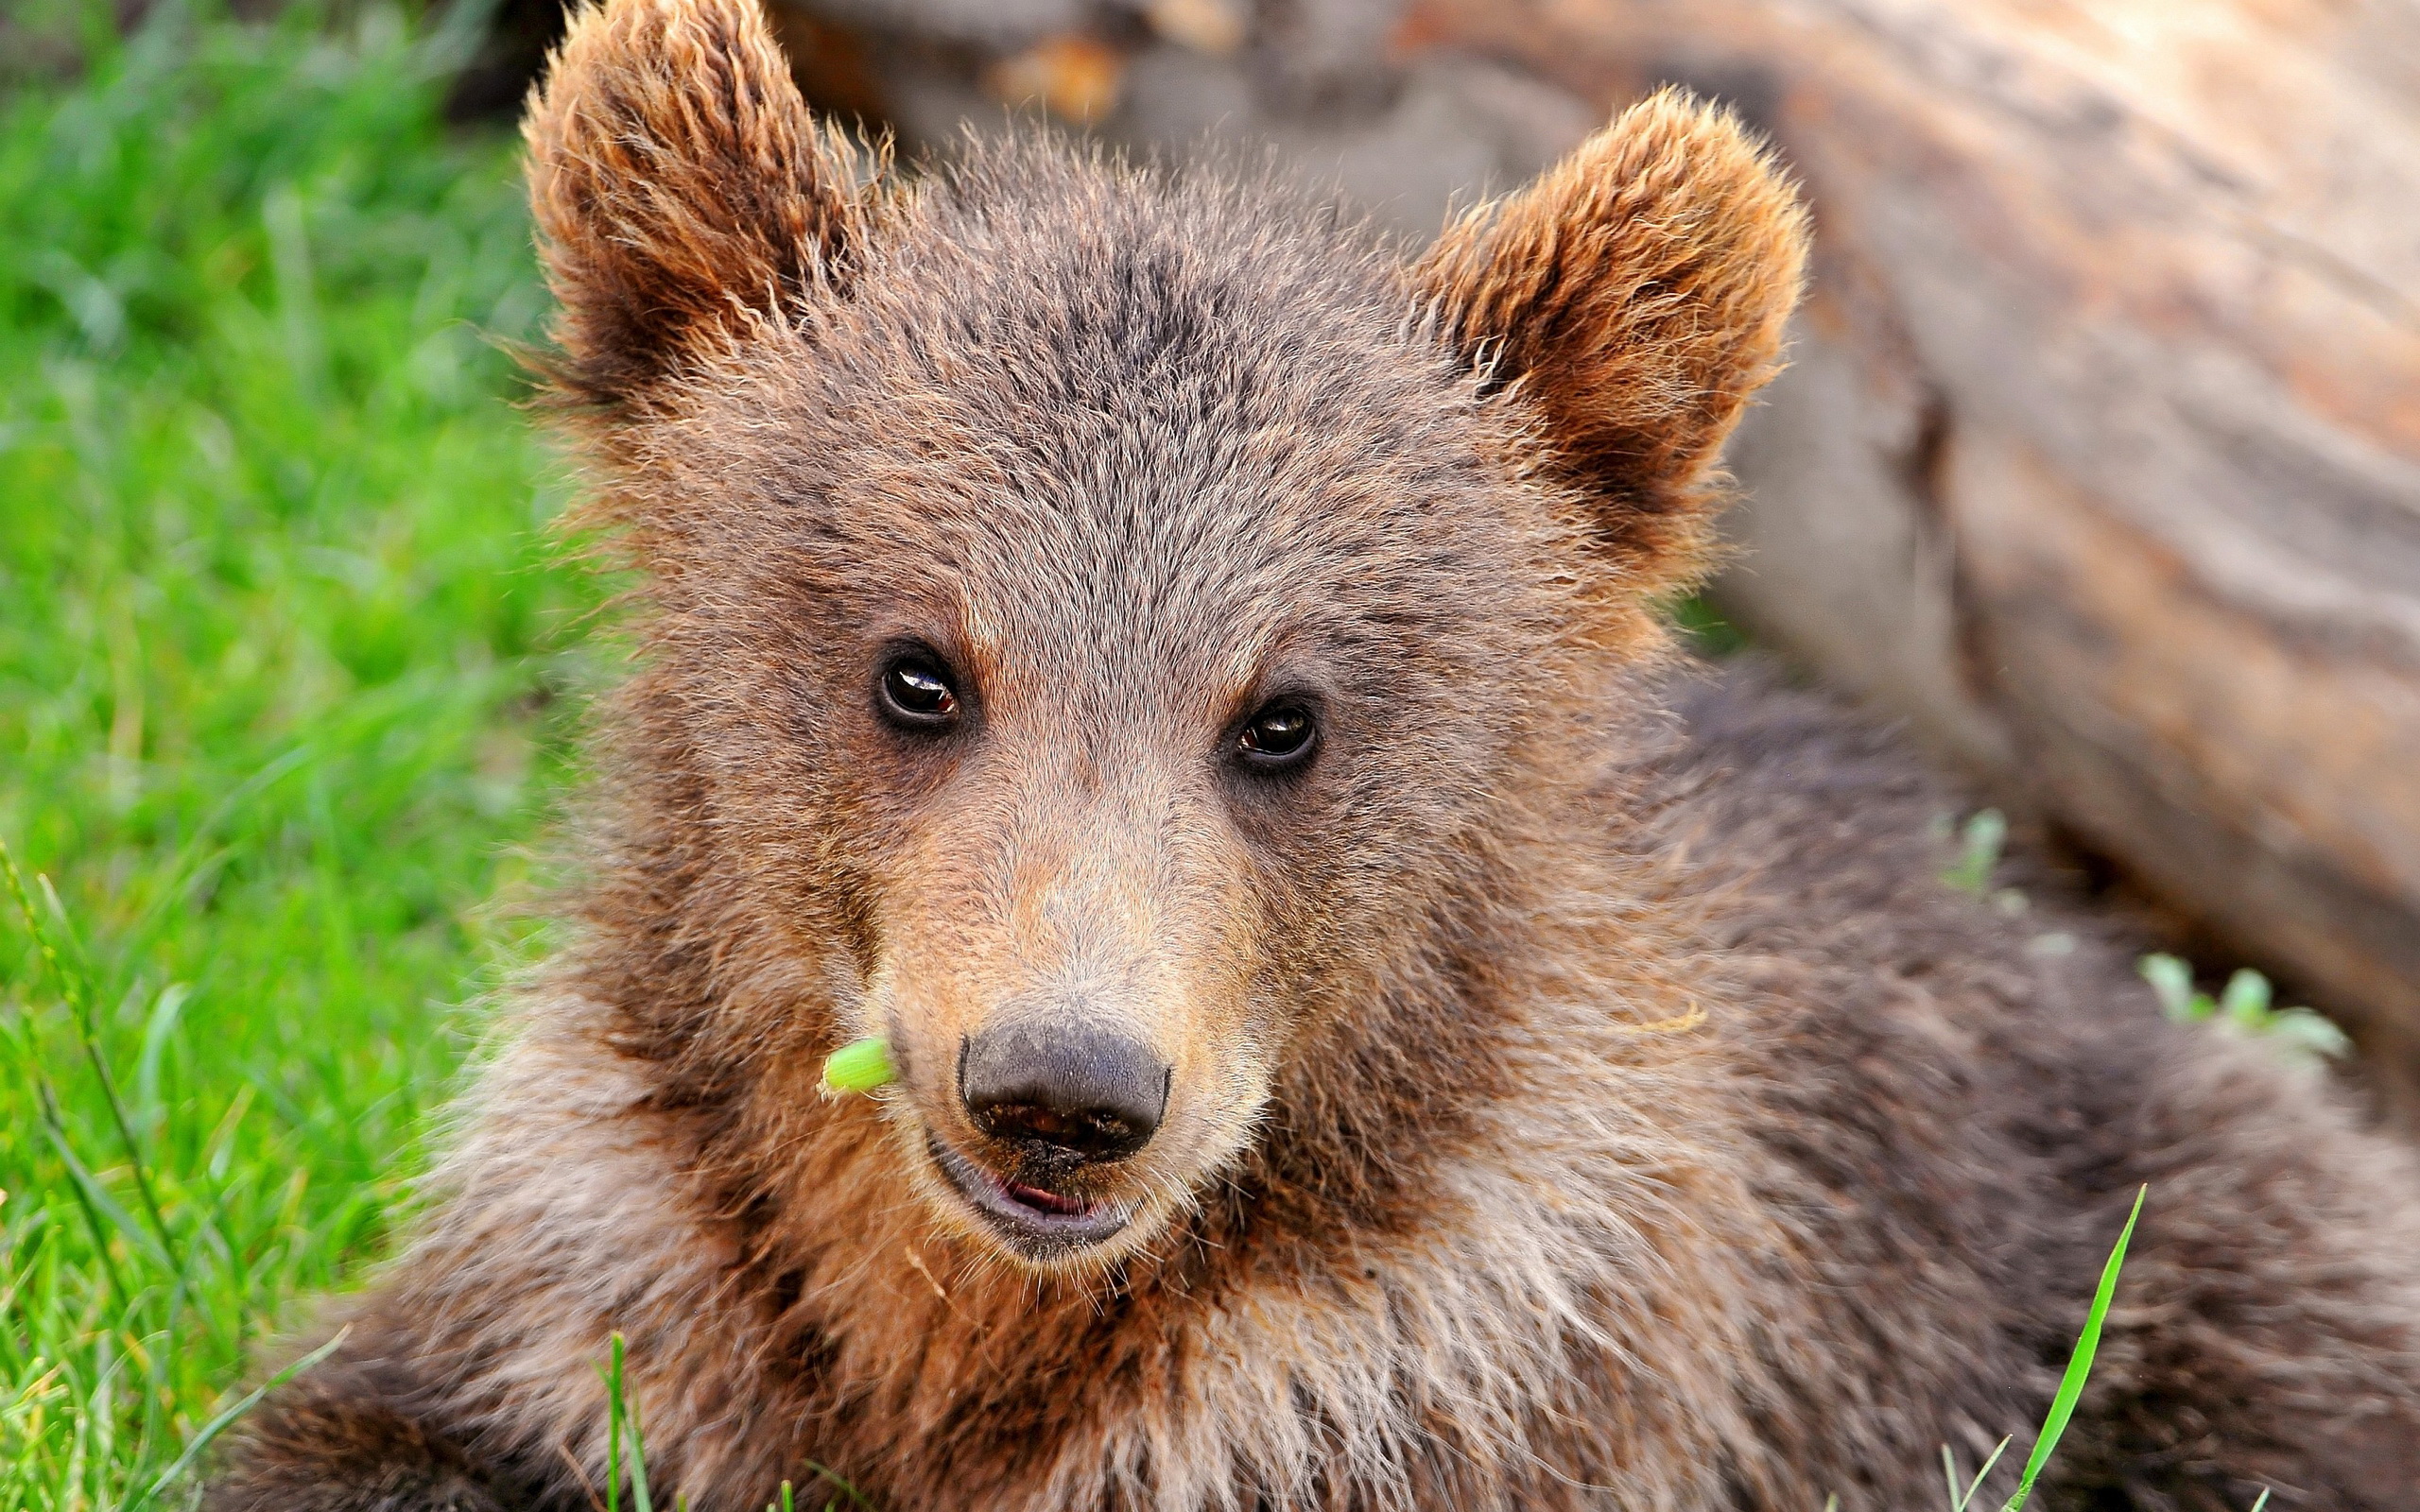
{"left": 959, "top": 1021, "right": 1168, "bottom": 1160}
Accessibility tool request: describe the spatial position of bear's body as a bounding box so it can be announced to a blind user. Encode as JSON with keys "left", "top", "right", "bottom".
{"left": 210, "top": 2, "right": 2420, "bottom": 1507}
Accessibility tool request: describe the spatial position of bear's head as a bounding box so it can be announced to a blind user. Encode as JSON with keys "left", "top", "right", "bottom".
{"left": 525, "top": 0, "right": 1806, "bottom": 1271}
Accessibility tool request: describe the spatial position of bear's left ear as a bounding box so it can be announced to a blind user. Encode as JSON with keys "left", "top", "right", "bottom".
{"left": 1412, "top": 88, "right": 1809, "bottom": 596}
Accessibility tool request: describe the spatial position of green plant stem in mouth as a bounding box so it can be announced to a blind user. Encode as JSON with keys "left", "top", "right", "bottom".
{"left": 822, "top": 1036, "right": 896, "bottom": 1096}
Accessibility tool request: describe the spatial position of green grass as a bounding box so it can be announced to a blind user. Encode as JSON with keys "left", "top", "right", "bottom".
{"left": 0, "top": 2, "right": 596, "bottom": 1503}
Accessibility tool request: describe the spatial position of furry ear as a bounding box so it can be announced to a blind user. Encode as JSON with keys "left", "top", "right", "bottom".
{"left": 522, "top": 0, "right": 874, "bottom": 408}
{"left": 1413, "top": 88, "right": 1809, "bottom": 593}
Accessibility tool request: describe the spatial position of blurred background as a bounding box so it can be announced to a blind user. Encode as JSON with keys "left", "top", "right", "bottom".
{"left": 1, "top": 0, "right": 2414, "bottom": 1502}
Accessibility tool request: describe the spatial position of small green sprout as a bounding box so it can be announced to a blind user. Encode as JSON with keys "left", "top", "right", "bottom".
{"left": 2140, "top": 954, "right": 2349, "bottom": 1060}
{"left": 1941, "top": 807, "right": 2030, "bottom": 914}
{"left": 2140, "top": 954, "right": 2196, "bottom": 1017}
{"left": 821, "top": 1036, "right": 896, "bottom": 1097}
{"left": 1943, "top": 808, "right": 2009, "bottom": 897}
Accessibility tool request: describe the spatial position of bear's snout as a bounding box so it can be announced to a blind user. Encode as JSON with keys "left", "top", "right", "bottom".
{"left": 960, "top": 1018, "right": 1169, "bottom": 1162}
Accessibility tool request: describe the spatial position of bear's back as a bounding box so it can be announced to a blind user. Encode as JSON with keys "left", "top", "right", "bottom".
{"left": 1641, "top": 658, "right": 2420, "bottom": 1508}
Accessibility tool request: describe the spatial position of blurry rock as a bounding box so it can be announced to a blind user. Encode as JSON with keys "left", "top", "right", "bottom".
{"left": 444, "top": 0, "right": 573, "bottom": 120}
{"left": 1104, "top": 45, "right": 1590, "bottom": 234}
{"left": 812, "top": 0, "right": 1083, "bottom": 51}
{"left": 1146, "top": 0, "right": 1246, "bottom": 58}
{"left": 768, "top": 7, "right": 891, "bottom": 126}
{"left": 986, "top": 33, "right": 1125, "bottom": 124}
{"left": 1247, "top": 0, "right": 1407, "bottom": 118}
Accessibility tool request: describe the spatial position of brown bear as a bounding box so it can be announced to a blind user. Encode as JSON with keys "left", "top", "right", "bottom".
{"left": 207, "top": 0, "right": 2420, "bottom": 1507}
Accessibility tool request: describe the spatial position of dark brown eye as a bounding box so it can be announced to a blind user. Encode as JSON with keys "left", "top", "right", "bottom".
{"left": 880, "top": 652, "right": 960, "bottom": 730}
{"left": 1236, "top": 703, "right": 1316, "bottom": 767}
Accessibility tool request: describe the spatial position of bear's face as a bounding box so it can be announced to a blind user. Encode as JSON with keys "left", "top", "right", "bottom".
{"left": 523, "top": 0, "right": 1805, "bottom": 1271}
{"left": 634, "top": 171, "right": 1597, "bottom": 1263}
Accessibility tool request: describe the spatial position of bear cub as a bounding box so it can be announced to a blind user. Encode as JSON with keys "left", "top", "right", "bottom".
{"left": 211, "top": 0, "right": 2420, "bottom": 1507}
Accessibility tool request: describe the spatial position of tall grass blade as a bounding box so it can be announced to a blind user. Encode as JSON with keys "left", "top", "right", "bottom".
{"left": 2002, "top": 1187, "right": 2146, "bottom": 1511}
{"left": 2, "top": 837, "right": 182, "bottom": 1272}
{"left": 601, "top": 1332, "right": 655, "bottom": 1512}
{"left": 604, "top": 1334, "right": 623, "bottom": 1512}
{"left": 31, "top": 1084, "right": 133, "bottom": 1308}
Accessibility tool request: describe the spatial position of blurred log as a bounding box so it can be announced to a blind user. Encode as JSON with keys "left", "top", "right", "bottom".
{"left": 1404, "top": 0, "right": 2420, "bottom": 1113}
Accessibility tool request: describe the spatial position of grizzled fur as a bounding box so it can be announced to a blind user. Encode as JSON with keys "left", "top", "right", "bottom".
{"left": 209, "top": 0, "right": 2420, "bottom": 1507}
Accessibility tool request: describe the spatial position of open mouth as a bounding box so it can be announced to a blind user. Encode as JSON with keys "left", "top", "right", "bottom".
{"left": 925, "top": 1137, "right": 1132, "bottom": 1255}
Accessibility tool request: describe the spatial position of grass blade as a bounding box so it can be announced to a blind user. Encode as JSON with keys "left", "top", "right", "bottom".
{"left": 604, "top": 1334, "right": 623, "bottom": 1512}
{"left": 123, "top": 1326, "right": 351, "bottom": 1512}
{"left": 2003, "top": 1187, "right": 2145, "bottom": 1511}
{"left": 805, "top": 1461, "right": 876, "bottom": 1510}
{"left": 600, "top": 1332, "right": 655, "bottom": 1512}
{"left": 41, "top": 1115, "right": 170, "bottom": 1274}
{"left": 1944, "top": 1435, "right": 2012, "bottom": 1511}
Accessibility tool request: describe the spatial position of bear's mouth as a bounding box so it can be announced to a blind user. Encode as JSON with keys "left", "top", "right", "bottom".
{"left": 925, "top": 1136, "right": 1132, "bottom": 1256}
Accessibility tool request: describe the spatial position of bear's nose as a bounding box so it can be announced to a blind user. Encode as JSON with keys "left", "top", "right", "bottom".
{"left": 959, "top": 1021, "right": 1168, "bottom": 1161}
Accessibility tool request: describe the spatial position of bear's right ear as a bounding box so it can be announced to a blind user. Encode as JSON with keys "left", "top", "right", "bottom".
{"left": 523, "top": 0, "right": 875, "bottom": 409}
{"left": 1411, "top": 89, "right": 1808, "bottom": 598}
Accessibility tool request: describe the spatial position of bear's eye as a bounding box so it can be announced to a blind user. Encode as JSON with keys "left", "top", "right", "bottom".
{"left": 879, "top": 650, "right": 961, "bottom": 730}
{"left": 1236, "top": 702, "right": 1316, "bottom": 768}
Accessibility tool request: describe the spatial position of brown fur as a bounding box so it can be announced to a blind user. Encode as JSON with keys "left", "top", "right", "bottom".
{"left": 208, "top": 2, "right": 2420, "bottom": 1508}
